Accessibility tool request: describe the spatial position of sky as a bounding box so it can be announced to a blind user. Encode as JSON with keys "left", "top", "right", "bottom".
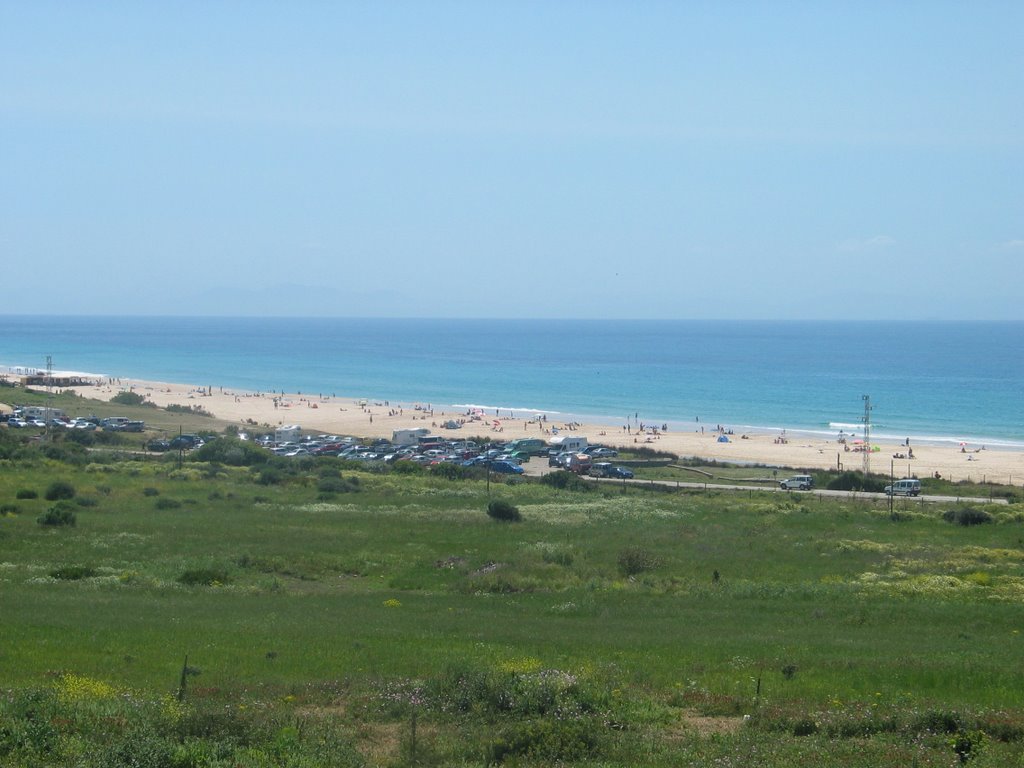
{"left": 2, "top": 2, "right": 1022, "bottom": 320}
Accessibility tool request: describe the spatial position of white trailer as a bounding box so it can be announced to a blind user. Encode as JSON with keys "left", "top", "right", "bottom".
{"left": 393, "top": 427, "right": 431, "bottom": 446}
{"left": 275, "top": 424, "right": 302, "bottom": 443}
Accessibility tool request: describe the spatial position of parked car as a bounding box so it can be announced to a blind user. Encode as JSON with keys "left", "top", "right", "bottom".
{"left": 169, "top": 434, "right": 202, "bottom": 450}
{"left": 489, "top": 460, "right": 525, "bottom": 475}
{"left": 146, "top": 439, "right": 171, "bottom": 452}
{"left": 885, "top": 478, "right": 921, "bottom": 497}
{"left": 589, "top": 462, "right": 634, "bottom": 479}
{"left": 586, "top": 447, "right": 619, "bottom": 458}
{"left": 549, "top": 452, "right": 571, "bottom": 467}
{"left": 779, "top": 475, "right": 813, "bottom": 491}
{"left": 6, "top": 418, "right": 27, "bottom": 428}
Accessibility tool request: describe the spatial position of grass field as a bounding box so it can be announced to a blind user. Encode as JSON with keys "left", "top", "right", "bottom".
{"left": 2, "top": 418, "right": 1024, "bottom": 765}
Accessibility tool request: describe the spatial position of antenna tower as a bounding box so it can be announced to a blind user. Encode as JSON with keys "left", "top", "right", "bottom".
{"left": 861, "top": 394, "right": 872, "bottom": 476}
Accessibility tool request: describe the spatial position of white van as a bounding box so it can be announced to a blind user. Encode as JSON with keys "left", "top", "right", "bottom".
{"left": 549, "top": 435, "right": 589, "bottom": 453}
{"left": 885, "top": 478, "right": 921, "bottom": 497}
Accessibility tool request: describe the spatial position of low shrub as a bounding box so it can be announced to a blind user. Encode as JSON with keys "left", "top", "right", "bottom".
{"left": 38, "top": 501, "right": 77, "bottom": 527}
{"left": 391, "top": 461, "right": 425, "bottom": 475}
{"left": 143, "top": 487, "right": 160, "bottom": 497}
{"left": 177, "top": 568, "right": 230, "bottom": 586}
{"left": 487, "top": 499, "right": 521, "bottom": 522}
{"left": 541, "top": 470, "right": 591, "bottom": 492}
{"left": 912, "top": 709, "right": 963, "bottom": 734}
{"left": 256, "top": 467, "right": 284, "bottom": 486}
{"left": 489, "top": 717, "right": 603, "bottom": 763}
{"left": 826, "top": 471, "right": 886, "bottom": 493}
{"left": 155, "top": 498, "right": 182, "bottom": 510}
{"left": 793, "top": 717, "right": 819, "bottom": 736}
{"left": 75, "top": 496, "right": 98, "bottom": 507}
{"left": 44, "top": 480, "right": 76, "bottom": 501}
{"left": 541, "top": 546, "right": 574, "bottom": 566}
{"left": 943, "top": 507, "right": 993, "bottom": 526}
{"left": 430, "top": 462, "right": 471, "bottom": 480}
{"left": 110, "top": 390, "right": 149, "bottom": 406}
{"left": 165, "top": 403, "right": 213, "bottom": 417}
{"left": 15, "top": 488, "right": 38, "bottom": 500}
{"left": 317, "top": 475, "right": 361, "bottom": 494}
{"left": 1, "top": 503, "right": 19, "bottom": 515}
{"left": 617, "top": 546, "right": 658, "bottom": 576}
{"left": 193, "top": 437, "right": 270, "bottom": 466}
{"left": 50, "top": 565, "right": 99, "bottom": 580}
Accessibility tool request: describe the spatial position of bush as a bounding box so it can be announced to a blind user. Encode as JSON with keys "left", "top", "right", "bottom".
{"left": 143, "top": 487, "right": 160, "bottom": 497}
{"left": 15, "top": 488, "right": 38, "bottom": 500}
{"left": 44, "top": 480, "right": 76, "bottom": 501}
{"left": 430, "top": 462, "right": 472, "bottom": 480}
{"left": 155, "top": 498, "right": 182, "bottom": 510}
{"left": 489, "top": 717, "right": 603, "bottom": 763}
{"left": 617, "top": 546, "right": 658, "bottom": 576}
{"left": 75, "top": 496, "right": 98, "bottom": 507}
{"left": 110, "top": 390, "right": 148, "bottom": 406}
{"left": 177, "top": 568, "right": 230, "bottom": 586}
{"left": 943, "top": 507, "right": 993, "bottom": 526}
{"left": 793, "top": 717, "right": 819, "bottom": 736}
{"left": 256, "top": 467, "right": 285, "bottom": 486}
{"left": 1, "top": 503, "right": 18, "bottom": 515}
{"left": 317, "top": 475, "right": 361, "bottom": 494}
{"left": 391, "top": 460, "right": 425, "bottom": 475}
{"left": 166, "top": 403, "right": 213, "bottom": 417}
{"left": 826, "top": 471, "right": 885, "bottom": 493}
{"left": 193, "top": 437, "right": 270, "bottom": 466}
{"left": 38, "top": 502, "right": 77, "bottom": 527}
{"left": 487, "top": 499, "right": 522, "bottom": 522}
{"left": 50, "top": 565, "right": 98, "bottom": 580}
{"left": 541, "top": 470, "right": 592, "bottom": 492}
{"left": 62, "top": 429, "right": 96, "bottom": 446}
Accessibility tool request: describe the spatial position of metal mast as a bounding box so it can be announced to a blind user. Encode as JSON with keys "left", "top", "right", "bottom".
{"left": 861, "top": 394, "right": 872, "bottom": 476}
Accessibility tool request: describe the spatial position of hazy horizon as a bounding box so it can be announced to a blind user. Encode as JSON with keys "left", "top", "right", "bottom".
{"left": 3, "top": 3, "right": 1021, "bottom": 320}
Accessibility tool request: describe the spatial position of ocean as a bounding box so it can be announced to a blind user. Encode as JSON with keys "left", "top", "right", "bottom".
{"left": 1, "top": 316, "right": 1022, "bottom": 448}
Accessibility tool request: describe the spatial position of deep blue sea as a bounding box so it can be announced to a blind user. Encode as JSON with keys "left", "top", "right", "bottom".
{"left": 2, "top": 316, "right": 1022, "bottom": 447}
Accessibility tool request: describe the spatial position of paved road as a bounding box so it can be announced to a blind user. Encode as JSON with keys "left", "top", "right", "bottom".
{"left": 521, "top": 459, "right": 1006, "bottom": 505}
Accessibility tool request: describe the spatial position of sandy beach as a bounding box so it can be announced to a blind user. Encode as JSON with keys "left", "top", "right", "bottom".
{"left": 73, "top": 376, "right": 1023, "bottom": 487}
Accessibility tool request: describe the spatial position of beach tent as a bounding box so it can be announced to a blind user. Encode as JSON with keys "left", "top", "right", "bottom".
{"left": 717, "top": 435, "right": 730, "bottom": 443}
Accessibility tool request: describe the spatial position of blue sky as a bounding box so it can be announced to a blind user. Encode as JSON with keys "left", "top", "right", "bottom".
{"left": 2, "top": 2, "right": 1021, "bottom": 319}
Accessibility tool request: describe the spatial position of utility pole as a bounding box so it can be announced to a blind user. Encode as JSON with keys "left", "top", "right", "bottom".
{"left": 861, "top": 395, "right": 872, "bottom": 477}
{"left": 889, "top": 459, "right": 895, "bottom": 519}
{"left": 44, "top": 355, "right": 54, "bottom": 442}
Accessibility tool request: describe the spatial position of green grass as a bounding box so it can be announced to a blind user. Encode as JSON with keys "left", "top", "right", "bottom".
{"left": 2, "top": 436, "right": 1024, "bottom": 765}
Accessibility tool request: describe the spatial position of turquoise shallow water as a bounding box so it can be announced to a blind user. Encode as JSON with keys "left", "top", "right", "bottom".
{"left": 1, "top": 316, "right": 1022, "bottom": 447}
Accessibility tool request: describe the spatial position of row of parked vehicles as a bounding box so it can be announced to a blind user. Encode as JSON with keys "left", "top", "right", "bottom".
{"left": 222, "top": 432, "right": 636, "bottom": 478}
{"left": 1, "top": 412, "right": 144, "bottom": 432}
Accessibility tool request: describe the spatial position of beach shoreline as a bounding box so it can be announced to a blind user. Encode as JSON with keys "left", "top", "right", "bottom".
{"left": 75, "top": 375, "right": 1024, "bottom": 487}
